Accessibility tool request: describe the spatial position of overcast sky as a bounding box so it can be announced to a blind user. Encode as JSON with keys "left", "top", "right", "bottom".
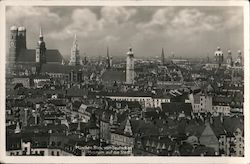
{"left": 6, "top": 6, "right": 244, "bottom": 59}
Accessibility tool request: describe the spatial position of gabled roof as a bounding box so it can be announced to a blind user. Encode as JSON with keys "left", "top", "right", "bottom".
{"left": 46, "top": 49, "right": 63, "bottom": 63}
{"left": 114, "top": 118, "right": 159, "bottom": 137}
{"left": 223, "top": 116, "right": 244, "bottom": 134}
{"left": 104, "top": 91, "right": 153, "bottom": 97}
{"left": 16, "top": 49, "right": 36, "bottom": 62}
{"left": 66, "top": 86, "right": 88, "bottom": 97}
{"left": 16, "top": 49, "right": 63, "bottom": 63}
{"left": 162, "top": 102, "right": 192, "bottom": 116}
{"left": 41, "top": 64, "right": 83, "bottom": 74}
{"left": 101, "top": 69, "right": 125, "bottom": 82}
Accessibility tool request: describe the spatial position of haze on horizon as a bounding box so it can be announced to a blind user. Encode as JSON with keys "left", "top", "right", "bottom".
{"left": 6, "top": 6, "right": 244, "bottom": 60}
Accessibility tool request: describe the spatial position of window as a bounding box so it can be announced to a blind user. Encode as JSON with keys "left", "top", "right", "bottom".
{"left": 40, "top": 151, "right": 45, "bottom": 156}
{"left": 57, "top": 142, "right": 61, "bottom": 146}
{"left": 57, "top": 151, "right": 60, "bottom": 156}
{"left": 51, "top": 151, "right": 54, "bottom": 156}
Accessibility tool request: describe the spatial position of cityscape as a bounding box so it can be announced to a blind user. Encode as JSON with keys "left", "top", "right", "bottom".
{"left": 5, "top": 6, "right": 244, "bottom": 156}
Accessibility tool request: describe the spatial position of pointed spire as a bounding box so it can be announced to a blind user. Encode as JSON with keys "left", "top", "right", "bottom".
{"left": 107, "top": 46, "right": 109, "bottom": 56}
{"left": 74, "top": 33, "right": 77, "bottom": 44}
{"left": 106, "top": 46, "right": 111, "bottom": 69}
{"left": 73, "top": 34, "right": 78, "bottom": 48}
{"left": 15, "top": 122, "right": 21, "bottom": 134}
{"left": 39, "top": 26, "right": 43, "bottom": 38}
{"left": 161, "top": 48, "right": 165, "bottom": 65}
{"left": 124, "top": 118, "right": 133, "bottom": 136}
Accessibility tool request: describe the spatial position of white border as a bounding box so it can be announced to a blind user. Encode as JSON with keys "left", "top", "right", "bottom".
{"left": 0, "top": 1, "right": 249, "bottom": 164}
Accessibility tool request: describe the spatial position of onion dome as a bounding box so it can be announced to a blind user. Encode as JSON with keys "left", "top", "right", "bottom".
{"left": 18, "top": 26, "right": 26, "bottom": 31}
{"left": 10, "top": 25, "right": 18, "bottom": 31}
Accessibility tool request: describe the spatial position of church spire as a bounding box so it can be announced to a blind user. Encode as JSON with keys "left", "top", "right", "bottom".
{"left": 106, "top": 46, "right": 111, "bottom": 69}
{"left": 36, "top": 26, "right": 46, "bottom": 64}
{"left": 161, "top": 48, "right": 165, "bottom": 65}
{"left": 69, "top": 34, "right": 81, "bottom": 66}
{"left": 73, "top": 33, "right": 77, "bottom": 45}
{"left": 107, "top": 46, "right": 109, "bottom": 58}
{"left": 39, "top": 26, "right": 43, "bottom": 39}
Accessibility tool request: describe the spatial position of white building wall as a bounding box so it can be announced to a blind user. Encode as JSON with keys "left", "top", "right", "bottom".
{"left": 126, "top": 56, "right": 135, "bottom": 84}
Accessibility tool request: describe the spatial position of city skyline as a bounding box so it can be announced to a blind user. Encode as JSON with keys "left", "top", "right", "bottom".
{"left": 4, "top": 3, "right": 246, "bottom": 159}
{"left": 6, "top": 6, "right": 243, "bottom": 59}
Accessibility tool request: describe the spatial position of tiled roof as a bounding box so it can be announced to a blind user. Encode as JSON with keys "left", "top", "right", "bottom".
{"left": 114, "top": 118, "right": 159, "bottom": 136}
{"left": 191, "top": 145, "right": 215, "bottom": 156}
{"left": 223, "top": 116, "right": 244, "bottom": 134}
{"left": 40, "top": 64, "right": 83, "bottom": 74}
{"left": 185, "top": 122, "right": 205, "bottom": 137}
{"left": 162, "top": 102, "right": 192, "bottom": 116}
{"left": 103, "top": 91, "right": 153, "bottom": 97}
{"left": 46, "top": 49, "right": 63, "bottom": 63}
{"left": 107, "top": 100, "right": 141, "bottom": 110}
{"left": 101, "top": 69, "right": 125, "bottom": 82}
{"left": 66, "top": 86, "right": 88, "bottom": 97}
{"left": 16, "top": 49, "right": 36, "bottom": 62}
{"left": 210, "top": 117, "right": 226, "bottom": 137}
{"left": 16, "top": 49, "right": 63, "bottom": 63}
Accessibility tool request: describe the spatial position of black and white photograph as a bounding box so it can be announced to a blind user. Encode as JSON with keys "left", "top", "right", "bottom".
{"left": 1, "top": 0, "right": 249, "bottom": 163}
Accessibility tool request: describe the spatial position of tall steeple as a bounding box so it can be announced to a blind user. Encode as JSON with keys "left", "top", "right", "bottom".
{"left": 106, "top": 46, "right": 110, "bottom": 69}
{"left": 39, "top": 26, "right": 43, "bottom": 38}
{"left": 69, "top": 34, "right": 81, "bottom": 66}
{"left": 36, "top": 26, "right": 46, "bottom": 64}
{"left": 161, "top": 48, "right": 165, "bottom": 65}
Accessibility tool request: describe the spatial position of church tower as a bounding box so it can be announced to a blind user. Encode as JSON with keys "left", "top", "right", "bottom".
{"left": 126, "top": 47, "right": 135, "bottom": 84}
{"left": 8, "top": 25, "right": 18, "bottom": 73}
{"left": 226, "top": 50, "right": 233, "bottom": 68}
{"left": 17, "top": 26, "right": 27, "bottom": 50}
{"left": 69, "top": 34, "right": 81, "bottom": 66}
{"left": 36, "top": 27, "right": 46, "bottom": 64}
{"left": 235, "top": 50, "right": 243, "bottom": 66}
{"left": 214, "top": 47, "right": 223, "bottom": 67}
{"left": 161, "top": 48, "right": 165, "bottom": 65}
{"left": 106, "top": 46, "right": 112, "bottom": 69}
